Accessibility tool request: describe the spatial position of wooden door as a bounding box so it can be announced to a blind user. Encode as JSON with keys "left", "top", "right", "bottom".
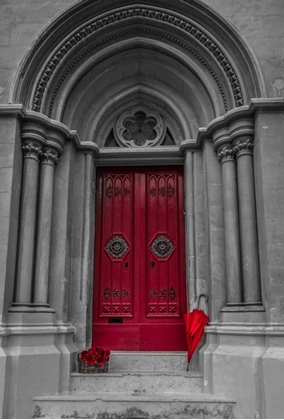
{"left": 93, "top": 167, "right": 187, "bottom": 351}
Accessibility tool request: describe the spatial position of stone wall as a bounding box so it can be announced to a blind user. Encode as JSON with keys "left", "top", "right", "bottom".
{"left": 0, "top": 0, "right": 283, "bottom": 104}
{"left": 0, "top": 1, "right": 284, "bottom": 419}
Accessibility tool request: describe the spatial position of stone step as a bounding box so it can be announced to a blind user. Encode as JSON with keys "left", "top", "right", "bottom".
{"left": 71, "top": 370, "right": 203, "bottom": 394}
{"left": 33, "top": 392, "right": 235, "bottom": 419}
{"left": 108, "top": 351, "right": 198, "bottom": 371}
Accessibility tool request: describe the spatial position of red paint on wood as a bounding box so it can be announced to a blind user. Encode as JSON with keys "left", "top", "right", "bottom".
{"left": 93, "top": 167, "right": 187, "bottom": 350}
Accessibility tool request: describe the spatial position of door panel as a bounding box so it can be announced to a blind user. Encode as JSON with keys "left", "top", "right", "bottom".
{"left": 99, "top": 173, "right": 134, "bottom": 318}
{"left": 145, "top": 172, "right": 180, "bottom": 318}
{"left": 93, "top": 167, "right": 187, "bottom": 351}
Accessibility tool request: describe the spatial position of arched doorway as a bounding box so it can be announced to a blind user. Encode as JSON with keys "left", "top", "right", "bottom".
{"left": 8, "top": 2, "right": 283, "bottom": 417}
{"left": 11, "top": 0, "right": 265, "bottom": 350}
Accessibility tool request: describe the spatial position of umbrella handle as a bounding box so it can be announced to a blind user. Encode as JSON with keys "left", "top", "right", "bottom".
{"left": 197, "top": 293, "right": 208, "bottom": 309}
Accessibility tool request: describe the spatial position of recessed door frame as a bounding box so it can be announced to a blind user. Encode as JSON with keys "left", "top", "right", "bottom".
{"left": 91, "top": 147, "right": 196, "bottom": 347}
{"left": 93, "top": 165, "right": 187, "bottom": 350}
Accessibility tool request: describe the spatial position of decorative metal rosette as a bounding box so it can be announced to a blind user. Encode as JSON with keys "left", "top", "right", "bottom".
{"left": 106, "top": 236, "right": 129, "bottom": 258}
{"left": 151, "top": 235, "right": 174, "bottom": 258}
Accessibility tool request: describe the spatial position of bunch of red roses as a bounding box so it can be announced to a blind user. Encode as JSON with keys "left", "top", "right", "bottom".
{"left": 80, "top": 347, "right": 110, "bottom": 366}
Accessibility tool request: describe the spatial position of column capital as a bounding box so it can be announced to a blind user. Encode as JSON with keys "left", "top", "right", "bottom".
{"left": 233, "top": 138, "right": 254, "bottom": 157}
{"left": 22, "top": 142, "right": 42, "bottom": 162}
{"left": 41, "top": 148, "right": 59, "bottom": 167}
{"left": 217, "top": 145, "right": 235, "bottom": 163}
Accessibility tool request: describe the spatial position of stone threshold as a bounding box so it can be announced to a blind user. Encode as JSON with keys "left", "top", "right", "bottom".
{"left": 34, "top": 392, "right": 235, "bottom": 403}
{"left": 71, "top": 370, "right": 203, "bottom": 377}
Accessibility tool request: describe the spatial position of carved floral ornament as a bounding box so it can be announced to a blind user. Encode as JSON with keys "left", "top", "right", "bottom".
{"left": 22, "top": 142, "right": 42, "bottom": 162}
{"left": 217, "top": 138, "right": 254, "bottom": 163}
{"left": 22, "top": 142, "right": 59, "bottom": 166}
{"left": 31, "top": 6, "right": 244, "bottom": 114}
{"left": 217, "top": 145, "right": 235, "bottom": 163}
{"left": 233, "top": 138, "right": 254, "bottom": 157}
{"left": 114, "top": 107, "right": 165, "bottom": 147}
{"left": 41, "top": 149, "right": 59, "bottom": 166}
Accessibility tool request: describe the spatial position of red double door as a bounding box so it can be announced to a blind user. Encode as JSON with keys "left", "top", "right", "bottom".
{"left": 93, "top": 167, "right": 187, "bottom": 351}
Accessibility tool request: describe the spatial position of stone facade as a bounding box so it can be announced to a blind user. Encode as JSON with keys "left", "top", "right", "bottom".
{"left": 0, "top": 0, "right": 284, "bottom": 418}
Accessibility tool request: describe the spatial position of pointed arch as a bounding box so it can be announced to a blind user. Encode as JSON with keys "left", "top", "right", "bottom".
{"left": 11, "top": 0, "right": 266, "bottom": 142}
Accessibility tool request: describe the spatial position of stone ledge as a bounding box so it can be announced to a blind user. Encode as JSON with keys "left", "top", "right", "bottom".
{"left": 206, "top": 323, "right": 284, "bottom": 337}
{"left": 33, "top": 392, "right": 236, "bottom": 419}
{"left": 34, "top": 392, "right": 235, "bottom": 403}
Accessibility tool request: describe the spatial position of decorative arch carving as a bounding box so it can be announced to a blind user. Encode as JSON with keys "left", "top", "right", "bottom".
{"left": 31, "top": 6, "right": 245, "bottom": 114}
{"left": 114, "top": 106, "right": 166, "bottom": 148}
{"left": 12, "top": 0, "right": 266, "bottom": 136}
{"left": 46, "top": 27, "right": 229, "bottom": 118}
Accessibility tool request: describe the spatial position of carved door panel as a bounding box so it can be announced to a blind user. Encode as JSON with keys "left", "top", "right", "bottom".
{"left": 93, "top": 167, "right": 187, "bottom": 351}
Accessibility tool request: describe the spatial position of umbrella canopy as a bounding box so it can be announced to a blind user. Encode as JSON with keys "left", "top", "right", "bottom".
{"left": 184, "top": 306, "right": 210, "bottom": 370}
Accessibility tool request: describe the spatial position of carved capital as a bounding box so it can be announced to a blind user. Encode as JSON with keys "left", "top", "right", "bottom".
{"left": 41, "top": 148, "right": 59, "bottom": 166}
{"left": 233, "top": 138, "right": 254, "bottom": 157}
{"left": 217, "top": 145, "right": 235, "bottom": 163}
{"left": 22, "top": 142, "right": 42, "bottom": 162}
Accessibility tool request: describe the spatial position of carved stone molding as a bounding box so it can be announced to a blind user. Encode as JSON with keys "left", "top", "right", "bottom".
{"left": 32, "top": 7, "right": 243, "bottom": 113}
{"left": 41, "top": 149, "right": 59, "bottom": 166}
{"left": 114, "top": 106, "right": 165, "bottom": 147}
{"left": 22, "top": 142, "right": 42, "bottom": 162}
{"left": 47, "top": 27, "right": 229, "bottom": 117}
{"left": 217, "top": 145, "right": 235, "bottom": 163}
{"left": 233, "top": 138, "right": 254, "bottom": 157}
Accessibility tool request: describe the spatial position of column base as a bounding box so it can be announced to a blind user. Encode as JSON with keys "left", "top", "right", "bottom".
{"left": 1, "top": 317, "right": 77, "bottom": 418}
{"left": 200, "top": 323, "right": 284, "bottom": 419}
{"left": 226, "top": 302, "right": 263, "bottom": 306}
{"left": 8, "top": 310, "right": 57, "bottom": 325}
{"left": 10, "top": 302, "right": 55, "bottom": 313}
{"left": 221, "top": 304, "right": 265, "bottom": 322}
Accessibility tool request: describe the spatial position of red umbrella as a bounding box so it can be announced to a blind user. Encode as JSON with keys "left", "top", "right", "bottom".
{"left": 184, "top": 294, "right": 210, "bottom": 371}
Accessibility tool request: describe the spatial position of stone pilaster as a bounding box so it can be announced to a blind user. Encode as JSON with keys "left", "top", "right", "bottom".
{"left": 233, "top": 137, "right": 261, "bottom": 303}
{"left": 33, "top": 148, "right": 59, "bottom": 305}
{"left": 184, "top": 150, "right": 196, "bottom": 309}
{"left": 81, "top": 153, "right": 95, "bottom": 305}
{"left": 218, "top": 145, "right": 242, "bottom": 304}
{"left": 14, "top": 141, "right": 42, "bottom": 305}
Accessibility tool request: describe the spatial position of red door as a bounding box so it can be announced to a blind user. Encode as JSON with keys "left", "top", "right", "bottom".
{"left": 93, "top": 167, "right": 187, "bottom": 351}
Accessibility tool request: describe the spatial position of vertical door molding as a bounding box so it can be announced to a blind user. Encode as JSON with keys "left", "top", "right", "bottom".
{"left": 184, "top": 150, "right": 196, "bottom": 310}
{"left": 82, "top": 153, "right": 96, "bottom": 348}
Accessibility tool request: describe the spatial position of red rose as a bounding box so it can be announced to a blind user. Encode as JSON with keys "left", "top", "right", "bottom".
{"left": 80, "top": 347, "right": 111, "bottom": 366}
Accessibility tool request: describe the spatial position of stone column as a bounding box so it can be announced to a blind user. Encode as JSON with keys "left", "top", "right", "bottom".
{"left": 233, "top": 138, "right": 261, "bottom": 303}
{"left": 14, "top": 142, "right": 42, "bottom": 305}
{"left": 218, "top": 145, "right": 242, "bottom": 304}
{"left": 34, "top": 148, "right": 59, "bottom": 305}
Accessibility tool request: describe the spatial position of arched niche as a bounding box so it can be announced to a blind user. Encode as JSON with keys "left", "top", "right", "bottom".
{"left": 11, "top": 0, "right": 266, "bottom": 145}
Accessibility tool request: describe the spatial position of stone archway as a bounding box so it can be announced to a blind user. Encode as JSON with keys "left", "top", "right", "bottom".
{"left": 8, "top": 0, "right": 267, "bottom": 354}
{"left": 10, "top": 2, "right": 266, "bottom": 336}
{"left": 4, "top": 1, "right": 284, "bottom": 418}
